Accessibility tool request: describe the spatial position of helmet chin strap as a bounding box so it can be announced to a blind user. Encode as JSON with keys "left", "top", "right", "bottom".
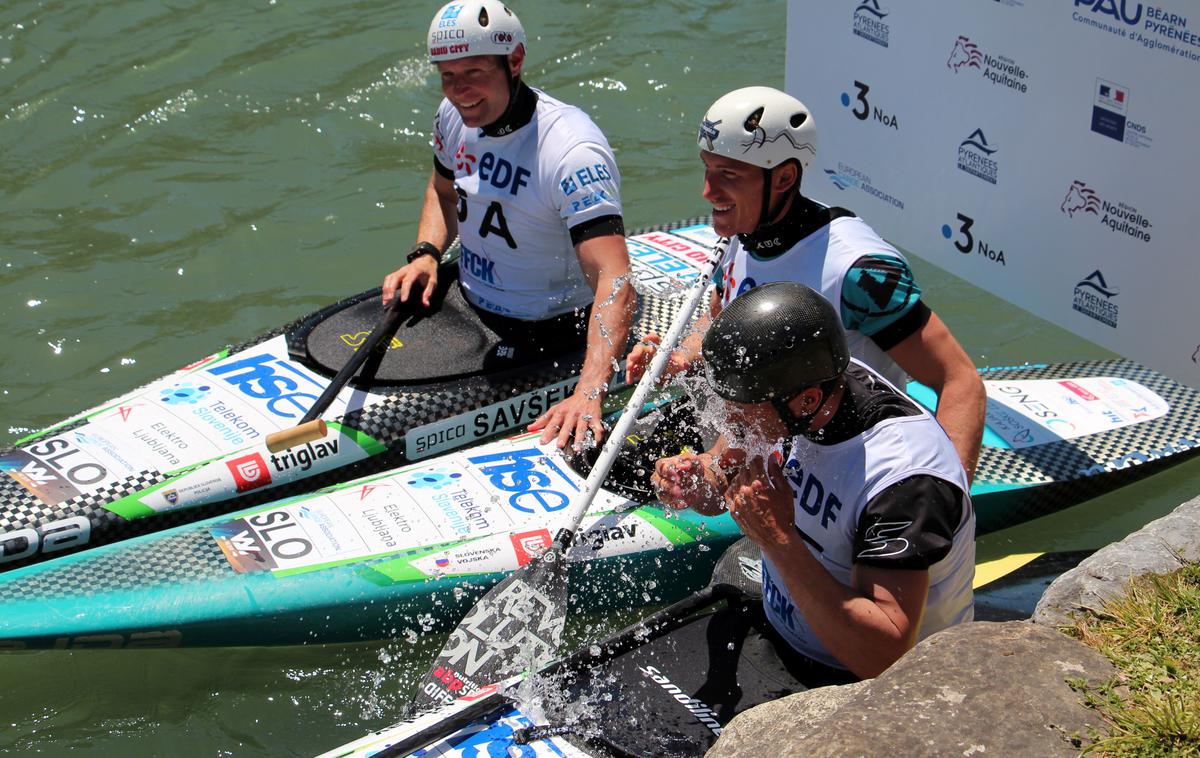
{"left": 771, "top": 380, "right": 841, "bottom": 438}
{"left": 755, "top": 165, "right": 799, "bottom": 234}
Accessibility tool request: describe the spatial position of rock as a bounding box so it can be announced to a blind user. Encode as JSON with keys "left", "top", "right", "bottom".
{"left": 707, "top": 622, "right": 1113, "bottom": 758}
{"left": 1033, "top": 496, "right": 1200, "bottom": 627}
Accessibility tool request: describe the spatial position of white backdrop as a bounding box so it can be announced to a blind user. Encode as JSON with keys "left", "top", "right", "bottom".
{"left": 786, "top": 0, "right": 1199, "bottom": 389}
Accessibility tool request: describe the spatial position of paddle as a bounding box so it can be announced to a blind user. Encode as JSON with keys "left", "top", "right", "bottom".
{"left": 265, "top": 295, "right": 405, "bottom": 453}
{"left": 412, "top": 241, "right": 725, "bottom": 713}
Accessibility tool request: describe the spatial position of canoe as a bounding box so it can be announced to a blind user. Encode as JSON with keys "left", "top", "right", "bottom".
{"left": 0, "top": 357, "right": 1195, "bottom": 650}
{"left": 0, "top": 219, "right": 721, "bottom": 570}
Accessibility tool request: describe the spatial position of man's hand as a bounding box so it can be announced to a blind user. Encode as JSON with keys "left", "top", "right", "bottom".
{"left": 624, "top": 334, "right": 694, "bottom": 385}
{"left": 382, "top": 255, "right": 439, "bottom": 308}
{"left": 528, "top": 385, "right": 605, "bottom": 451}
{"left": 651, "top": 451, "right": 727, "bottom": 513}
{"left": 724, "top": 454, "right": 798, "bottom": 551}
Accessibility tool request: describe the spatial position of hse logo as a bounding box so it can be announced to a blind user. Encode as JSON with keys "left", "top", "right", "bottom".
{"left": 1060, "top": 180, "right": 1153, "bottom": 243}
{"left": 406, "top": 468, "right": 464, "bottom": 491}
{"left": 226, "top": 452, "right": 271, "bottom": 492}
{"left": 852, "top": 0, "right": 890, "bottom": 48}
{"left": 207, "top": 352, "right": 325, "bottom": 419}
{"left": 823, "top": 162, "right": 904, "bottom": 210}
{"left": 956, "top": 129, "right": 998, "bottom": 185}
{"left": 840, "top": 80, "right": 898, "bottom": 130}
{"left": 942, "top": 213, "right": 1007, "bottom": 266}
{"left": 160, "top": 382, "right": 212, "bottom": 406}
{"left": 1073, "top": 270, "right": 1120, "bottom": 328}
{"left": 467, "top": 447, "right": 579, "bottom": 513}
{"left": 946, "top": 35, "right": 1029, "bottom": 94}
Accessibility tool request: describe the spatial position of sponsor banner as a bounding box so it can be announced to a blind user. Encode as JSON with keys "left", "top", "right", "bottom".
{"left": 983, "top": 376, "right": 1168, "bottom": 448}
{"left": 7, "top": 335, "right": 383, "bottom": 506}
{"left": 668, "top": 224, "right": 723, "bottom": 249}
{"left": 138, "top": 427, "right": 371, "bottom": 513}
{"left": 788, "top": 2, "right": 1198, "bottom": 388}
{"left": 626, "top": 232, "right": 712, "bottom": 296}
{"left": 405, "top": 378, "right": 579, "bottom": 460}
{"left": 210, "top": 436, "right": 634, "bottom": 577}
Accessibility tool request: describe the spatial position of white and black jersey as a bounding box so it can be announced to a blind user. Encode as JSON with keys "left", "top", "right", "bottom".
{"left": 715, "top": 197, "right": 930, "bottom": 389}
{"left": 761, "top": 360, "right": 976, "bottom": 669}
{"left": 433, "top": 84, "right": 624, "bottom": 321}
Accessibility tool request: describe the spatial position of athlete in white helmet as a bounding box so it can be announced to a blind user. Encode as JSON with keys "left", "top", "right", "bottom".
{"left": 628, "top": 86, "right": 985, "bottom": 480}
{"left": 383, "top": 0, "right": 634, "bottom": 450}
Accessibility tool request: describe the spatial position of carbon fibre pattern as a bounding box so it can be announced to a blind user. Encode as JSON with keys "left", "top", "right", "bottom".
{"left": 0, "top": 528, "right": 230, "bottom": 600}
{"left": 973, "top": 359, "right": 1200, "bottom": 531}
{"left": 0, "top": 217, "right": 716, "bottom": 568}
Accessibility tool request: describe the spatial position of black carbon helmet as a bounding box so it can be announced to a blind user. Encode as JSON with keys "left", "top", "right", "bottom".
{"left": 702, "top": 282, "right": 850, "bottom": 403}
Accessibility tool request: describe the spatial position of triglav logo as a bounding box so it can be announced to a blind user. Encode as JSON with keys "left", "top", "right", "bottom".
{"left": 957, "top": 129, "right": 999, "bottom": 184}
{"left": 1060, "top": 180, "right": 1152, "bottom": 242}
{"left": 946, "top": 35, "right": 1029, "bottom": 93}
{"left": 226, "top": 453, "right": 272, "bottom": 493}
{"left": 1073, "top": 270, "right": 1120, "bottom": 328}
{"left": 852, "top": 0, "right": 889, "bottom": 48}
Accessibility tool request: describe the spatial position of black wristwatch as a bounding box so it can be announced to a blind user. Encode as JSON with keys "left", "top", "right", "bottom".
{"left": 406, "top": 241, "right": 441, "bottom": 265}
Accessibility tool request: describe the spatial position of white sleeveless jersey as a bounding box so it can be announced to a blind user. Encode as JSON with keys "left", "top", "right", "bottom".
{"left": 761, "top": 362, "right": 976, "bottom": 669}
{"left": 718, "top": 216, "right": 908, "bottom": 388}
{"left": 433, "top": 89, "right": 623, "bottom": 320}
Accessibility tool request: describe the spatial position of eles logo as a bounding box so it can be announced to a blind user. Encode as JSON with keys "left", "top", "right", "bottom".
{"left": 226, "top": 453, "right": 271, "bottom": 492}
{"left": 206, "top": 353, "right": 324, "bottom": 418}
{"left": 467, "top": 447, "right": 579, "bottom": 513}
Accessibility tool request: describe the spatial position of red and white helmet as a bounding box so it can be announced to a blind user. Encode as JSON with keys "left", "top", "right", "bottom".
{"left": 427, "top": 0, "right": 526, "bottom": 63}
{"left": 697, "top": 86, "right": 818, "bottom": 170}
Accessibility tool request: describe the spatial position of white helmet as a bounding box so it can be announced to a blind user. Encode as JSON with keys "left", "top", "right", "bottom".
{"left": 697, "top": 86, "right": 817, "bottom": 171}
{"left": 427, "top": 1, "right": 526, "bottom": 63}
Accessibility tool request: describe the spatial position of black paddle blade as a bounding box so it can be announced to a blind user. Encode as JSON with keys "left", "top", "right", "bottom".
{"left": 414, "top": 536, "right": 572, "bottom": 712}
{"left": 566, "top": 396, "right": 706, "bottom": 504}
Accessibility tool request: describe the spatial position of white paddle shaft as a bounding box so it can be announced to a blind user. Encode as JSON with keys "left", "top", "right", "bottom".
{"left": 555, "top": 240, "right": 724, "bottom": 538}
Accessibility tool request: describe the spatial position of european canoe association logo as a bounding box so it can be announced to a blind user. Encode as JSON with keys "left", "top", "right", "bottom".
{"left": 824, "top": 163, "right": 905, "bottom": 210}
{"left": 957, "top": 129, "right": 998, "bottom": 184}
{"left": 1073, "top": 270, "right": 1119, "bottom": 328}
{"left": 852, "top": 0, "right": 889, "bottom": 48}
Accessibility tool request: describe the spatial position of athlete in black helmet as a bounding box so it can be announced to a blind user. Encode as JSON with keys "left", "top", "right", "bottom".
{"left": 653, "top": 282, "right": 976, "bottom": 679}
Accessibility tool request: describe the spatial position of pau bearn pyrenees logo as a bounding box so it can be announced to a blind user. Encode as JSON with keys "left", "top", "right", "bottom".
{"left": 1060, "top": 179, "right": 1153, "bottom": 243}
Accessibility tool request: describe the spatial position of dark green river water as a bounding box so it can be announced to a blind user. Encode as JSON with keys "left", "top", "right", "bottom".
{"left": 2, "top": 0, "right": 1198, "bottom": 754}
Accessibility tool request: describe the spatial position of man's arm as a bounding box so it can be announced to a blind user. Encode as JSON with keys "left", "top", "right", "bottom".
{"left": 726, "top": 456, "right": 930, "bottom": 679}
{"left": 529, "top": 232, "right": 634, "bottom": 449}
{"left": 382, "top": 169, "right": 459, "bottom": 307}
{"left": 624, "top": 289, "right": 720, "bottom": 384}
{"left": 886, "top": 312, "right": 985, "bottom": 482}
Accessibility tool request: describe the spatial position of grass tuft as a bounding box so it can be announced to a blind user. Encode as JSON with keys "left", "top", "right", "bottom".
{"left": 1064, "top": 562, "right": 1200, "bottom": 756}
